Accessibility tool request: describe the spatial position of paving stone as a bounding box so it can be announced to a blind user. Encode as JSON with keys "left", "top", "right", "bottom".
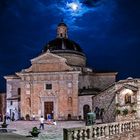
{"left": 0, "top": 121, "right": 85, "bottom": 140}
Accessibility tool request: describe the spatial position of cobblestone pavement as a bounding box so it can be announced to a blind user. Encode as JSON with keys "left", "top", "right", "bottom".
{"left": 0, "top": 121, "right": 85, "bottom": 140}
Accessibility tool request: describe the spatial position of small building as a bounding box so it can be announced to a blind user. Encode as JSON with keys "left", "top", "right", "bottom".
{"left": 92, "top": 78, "right": 140, "bottom": 123}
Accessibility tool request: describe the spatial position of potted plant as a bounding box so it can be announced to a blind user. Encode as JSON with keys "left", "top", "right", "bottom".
{"left": 122, "top": 109, "right": 128, "bottom": 116}
{"left": 1, "top": 116, "right": 8, "bottom": 128}
{"left": 115, "top": 109, "right": 121, "bottom": 115}
{"left": 30, "top": 127, "right": 40, "bottom": 137}
{"left": 1, "top": 122, "right": 8, "bottom": 128}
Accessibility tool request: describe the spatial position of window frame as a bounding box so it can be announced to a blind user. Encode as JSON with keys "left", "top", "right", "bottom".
{"left": 125, "top": 93, "right": 131, "bottom": 104}
{"left": 45, "top": 84, "right": 52, "bottom": 90}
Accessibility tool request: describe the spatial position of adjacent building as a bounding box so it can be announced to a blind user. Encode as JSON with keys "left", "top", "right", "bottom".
{"left": 92, "top": 78, "right": 140, "bottom": 122}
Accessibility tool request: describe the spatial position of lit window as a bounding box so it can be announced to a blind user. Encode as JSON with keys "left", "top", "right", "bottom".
{"left": 125, "top": 94, "right": 131, "bottom": 104}
{"left": 46, "top": 84, "right": 52, "bottom": 90}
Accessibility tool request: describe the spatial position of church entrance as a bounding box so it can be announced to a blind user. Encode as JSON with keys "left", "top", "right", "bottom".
{"left": 44, "top": 102, "right": 54, "bottom": 120}
{"left": 83, "top": 104, "right": 90, "bottom": 120}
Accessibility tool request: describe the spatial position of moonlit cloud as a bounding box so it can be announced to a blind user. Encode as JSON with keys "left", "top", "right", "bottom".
{"left": 0, "top": 0, "right": 117, "bottom": 31}
{"left": 45, "top": 0, "right": 117, "bottom": 31}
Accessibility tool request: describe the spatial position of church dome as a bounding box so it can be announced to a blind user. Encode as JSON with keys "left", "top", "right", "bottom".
{"left": 43, "top": 21, "right": 86, "bottom": 67}
{"left": 43, "top": 38, "right": 83, "bottom": 54}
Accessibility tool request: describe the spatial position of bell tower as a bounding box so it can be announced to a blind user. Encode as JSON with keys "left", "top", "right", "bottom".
{"left": 57, "top": 19, "right": 68, "bottom": 38}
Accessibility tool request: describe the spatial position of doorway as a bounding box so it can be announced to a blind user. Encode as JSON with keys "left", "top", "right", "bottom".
{"left": 44, "top": 102, "right": 54, "bottom": 120}
{"left": 83, "top": 104, "right": 90, "bottom": 120}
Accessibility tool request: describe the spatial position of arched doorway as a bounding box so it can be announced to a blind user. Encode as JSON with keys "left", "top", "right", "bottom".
{"left": 83, "top": 104, "right": 90, "bottom": 120}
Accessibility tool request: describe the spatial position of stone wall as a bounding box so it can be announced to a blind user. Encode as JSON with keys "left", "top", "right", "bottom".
{"left": 6, "top": 76, "right": 20, "bottom": 98}
{"left": 92, "top": 84, "right": 116, "bottom": 123}
{"left": 79, "top": 73, "right": 116, "bottom": 91}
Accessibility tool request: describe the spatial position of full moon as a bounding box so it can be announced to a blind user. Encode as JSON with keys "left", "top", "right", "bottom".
{"left": 68, "top": 2, "right": 79, "bottom": 11}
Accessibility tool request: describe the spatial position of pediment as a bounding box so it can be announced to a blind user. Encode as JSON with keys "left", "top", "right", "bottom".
{"left": 31, "top": 52, "right": 66, "bottom": 64}
{"left": 24, "top": 52, "right": 73, "bottom": 72}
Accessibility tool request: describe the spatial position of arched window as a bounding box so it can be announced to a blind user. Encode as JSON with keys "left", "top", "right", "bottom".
{"left": 26, "top": 98, "right": 31, "bottom": 107}
{"left": 125, "top": 94, "right": 131, "bottom": 104}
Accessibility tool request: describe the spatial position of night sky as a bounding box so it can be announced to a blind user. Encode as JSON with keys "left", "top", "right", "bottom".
{"left": 0, "top": 0, "right": 140, "bottom": 91}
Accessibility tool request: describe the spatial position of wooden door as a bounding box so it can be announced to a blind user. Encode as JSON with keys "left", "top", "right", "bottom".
{"left": 44, "top": 102, "right": 54, "bottom": 120}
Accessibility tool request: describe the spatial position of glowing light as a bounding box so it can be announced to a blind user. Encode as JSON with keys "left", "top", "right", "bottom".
{"left": 67, "top": 2, "right": 79, "bottom": 11}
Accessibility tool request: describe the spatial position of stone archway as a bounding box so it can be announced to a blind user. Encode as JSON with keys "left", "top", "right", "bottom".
{"left": 83, "top": 104, "right": 90, "bottom": 120}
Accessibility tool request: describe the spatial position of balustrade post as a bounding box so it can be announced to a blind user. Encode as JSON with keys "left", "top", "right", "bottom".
{"left": 130, "top": 121, "right": 132, "bottom": 131}
{"left": 73, "top": 130, "right": 78, "bottom": 139}
{"left": 88, "top": 127, "right": 93, "bottom": 139}
{"left": 93, "top": 127, "right": 97, "bottom": 138}
{"left": 63, "top": 129, "right": 73, "bottom": 140}
{"left": 104, "top": 125, "right": 109, "bottom": 138}
{"left": 113, "top": 125, "right": 116, "bottom": 135}
{"left": 119, "top": 123, "right": 122, "bottom": 134}
{"left": 102, "top": 126, "right": 105, "bottom": 137}
{"left": 79, "top": 129, "right": 84, "bottom": 140}
{"left": 132, "top": 122, "right": 135, "bottom": 130}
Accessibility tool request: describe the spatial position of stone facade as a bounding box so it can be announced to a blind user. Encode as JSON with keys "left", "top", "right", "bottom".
{"left": 79, "top": 73, "right": 116, "bottom": 91}
{"left": 15, "top": 52, "right": 80, "bottom": 120}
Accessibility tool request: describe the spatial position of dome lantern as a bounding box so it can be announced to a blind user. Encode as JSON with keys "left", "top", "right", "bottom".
{"left": 57, "top": 19, "right": 68, "bottom": 38}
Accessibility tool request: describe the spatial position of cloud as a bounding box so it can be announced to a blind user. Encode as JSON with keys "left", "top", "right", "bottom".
{"left": 0, "top": 0, "right": 117, "bottom": 31}
{"left": 46, "top": 0, "right": 117, "bottom": 31}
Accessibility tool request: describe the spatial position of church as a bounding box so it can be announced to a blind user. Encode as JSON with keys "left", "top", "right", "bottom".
{"left": 4, "top": 21, "right": 117, "bottom": 120}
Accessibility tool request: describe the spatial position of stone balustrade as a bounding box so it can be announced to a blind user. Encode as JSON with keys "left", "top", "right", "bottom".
{"left": 63, "top": 120, "right": 140, "bottom": 140}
